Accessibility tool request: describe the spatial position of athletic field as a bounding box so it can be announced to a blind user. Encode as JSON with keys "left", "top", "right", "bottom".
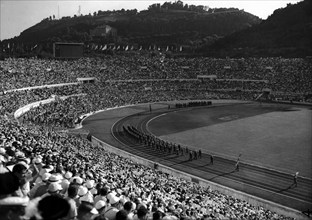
{"left": 81, "top": 100, "right": 312, "bottom": 211}
{"left": 148, "top": 102, "right": 312, "bottom": 178}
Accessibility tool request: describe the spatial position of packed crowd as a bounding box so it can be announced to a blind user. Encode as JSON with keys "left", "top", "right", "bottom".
{"left": 108, "top": 80, "right": 267, "bottom": 93}
{"left": 0, "top": 85, "right": 82, "bottom": 115}
{"left": 1, "top": 56, "right": 311, "bottom": 94}
{"left": 0, "top": 55, "right": 309, "bottom": 219}
{"left": 0, "top": 116, "right": 294, "bottom": 220}
{"left": 20, "top": 82, "right": 255, "bottom": 128}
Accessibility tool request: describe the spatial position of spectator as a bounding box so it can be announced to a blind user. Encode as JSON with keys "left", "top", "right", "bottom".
{"left": 12, "top": 161, "right": 31, "bottom": 197}
{"left": 133, "top": 206, "right": 148, "bottom": 220}
{"left": 77, "top": 201, "right": 98, "bottom": 220}
{"left": 24, "top": 195, "right": 70, "bottom": 220}
{"left": 65, "top": 184, "right": 79, "bottom": 219}
{"left": 123, "top": 201, "right": 135, "bottom": 220}
{"left": 94, "top": 186, "right": 109, "bottom": 205}
{"left": 104, "top": 194, "right": 122, "bottom": 220}
{"left": 0, "top": 172, "right": 29, "bottom": 220}
{"left": 116, "top": 210, "right": 129, "bottom": 220}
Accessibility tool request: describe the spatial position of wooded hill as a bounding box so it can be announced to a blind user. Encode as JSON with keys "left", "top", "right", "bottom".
{"left": 203, "top": 0, "right": 312, "bottom": 57}
{"left": 0, "top": 1, "right": 260, "bottom": 55}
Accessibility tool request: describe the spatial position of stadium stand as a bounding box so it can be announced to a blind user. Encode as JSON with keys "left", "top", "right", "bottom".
{"left": 0, "top": 54, "right": 311, "bottom": 220}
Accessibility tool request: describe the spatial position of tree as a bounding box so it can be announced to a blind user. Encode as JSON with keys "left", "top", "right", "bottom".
{"left": 204, "top": 6, "right": 209, "bottom": 11}
{"left": 49, "top": 16, "right": 52, "bottom": 20}
{"left": 53, "top": 15, "right": 55, "bottom": 20}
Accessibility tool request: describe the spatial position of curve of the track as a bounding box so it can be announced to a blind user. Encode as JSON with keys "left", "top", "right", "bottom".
{"left": 111, "top": 108, "right": 312, "bottom": 212}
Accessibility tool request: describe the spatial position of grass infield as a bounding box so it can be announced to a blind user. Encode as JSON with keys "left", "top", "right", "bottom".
{"left": 148, "top": 102, "right": 312, "bottom": 178}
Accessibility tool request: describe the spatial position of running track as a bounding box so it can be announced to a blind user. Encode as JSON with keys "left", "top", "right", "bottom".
{"left": 81, "top": 104, "right": 312, "bottom": 214}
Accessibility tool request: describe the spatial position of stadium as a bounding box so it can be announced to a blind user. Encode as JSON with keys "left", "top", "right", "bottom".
{"left": 1, "top": 0, "right": 312, "bottom": 220}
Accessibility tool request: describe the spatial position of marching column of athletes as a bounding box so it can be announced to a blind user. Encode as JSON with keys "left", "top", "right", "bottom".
{"left": 123, "top": 125, "right": 202, "bottom": 160}
{"left": 123, "top": 125, "right": 300, "bottom": 187}
{"left": 124, "top": 125, "right": 241, "bottom": 169}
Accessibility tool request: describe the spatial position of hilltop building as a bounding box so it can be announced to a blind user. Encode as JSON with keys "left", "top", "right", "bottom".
{"left": 90, "top": 25, "right": 117, "bottom": 38}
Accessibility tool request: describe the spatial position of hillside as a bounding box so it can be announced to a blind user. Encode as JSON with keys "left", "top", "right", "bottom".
{"left": 203, "top": 0, "right": 312, "bottom": 57}
{"left": 0, "top": 1, "right": 261, "bottom": 55}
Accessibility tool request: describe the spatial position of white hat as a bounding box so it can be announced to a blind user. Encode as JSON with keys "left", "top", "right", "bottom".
{"left": 42, "top": 173, "right": 51, "bottom": 182}
{"left": 107, "top": 192, "right": 114, "bottom": 201}
{"left": 48, "top": 174, "right": 61, "bottom": 183}
{"left": 162, "top": 216, "right": 178, "bottom": 220}
{"left": 0, "top": 148, "right": 6, "bottom": 154}
{"left": 33, "top": 157, "right": 42, "bottom": 165}
{"left": 64, "top": 171, "right": 73, "bottom": 179}
{"left": 108, "top": 195, "right": 120, "bottom": 205}
{"left": 120, "top": 197, "right": 127, "bottom": 205}
{"left": 90, "top": 208, "right": 98, "bottom": 215}
{"left": 80, "top": 194, "right": 93, "bottom": 203}
{"left": 95, "top": 200, "right": 106, "bottom": 210}
{"left": 71, "top": 176, "right": 83, "bottom": 185}
{"left": 78, "top": 186, "right": 88, "bottom": 197}
{"left": 15, "top": 151, "right": 25, "bottom": 158}
{"left": 48, "top": 182, "right": 63, "bottom": 193}
{"left": 85, "top": 179, "right": 95, "bottom": 189}
{"left": 90, "top": 188, "right": 97, "bottom": 195}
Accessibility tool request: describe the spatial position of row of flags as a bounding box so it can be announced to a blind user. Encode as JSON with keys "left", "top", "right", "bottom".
{"left": 1, "top": 42, "right": 184, "bottom": 53}
{"left": 86, "top": 44, "right": 183, "bottom": 52}
{"left": 1, "top": 42, "right": 39, "bottom": 53}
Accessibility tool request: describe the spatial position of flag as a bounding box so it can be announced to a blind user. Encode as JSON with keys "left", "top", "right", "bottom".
{"left": 31, "top": 44, "right": 38, "bottom": 51}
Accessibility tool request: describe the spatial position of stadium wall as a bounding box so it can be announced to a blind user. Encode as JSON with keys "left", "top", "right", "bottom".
{"left": 91, "top": 136, "right": 309, "bottom": 220}
{"left": 14, "top": 93, "right": 86, "bottom": 119}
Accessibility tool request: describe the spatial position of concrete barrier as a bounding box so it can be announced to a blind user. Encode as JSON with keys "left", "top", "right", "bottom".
{"left": 91, "top": 136, "right": 309, "bottom": 220}
{"left": 14, "top": 93, "right": 86, "bottom": 119}
{"left": 5, "top": 82, "right": 79, "bottom": 94}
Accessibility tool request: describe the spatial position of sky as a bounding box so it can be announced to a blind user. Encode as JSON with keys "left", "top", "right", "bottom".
{"left": 0, "top": 0, "right": 303, "bottom": 41}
